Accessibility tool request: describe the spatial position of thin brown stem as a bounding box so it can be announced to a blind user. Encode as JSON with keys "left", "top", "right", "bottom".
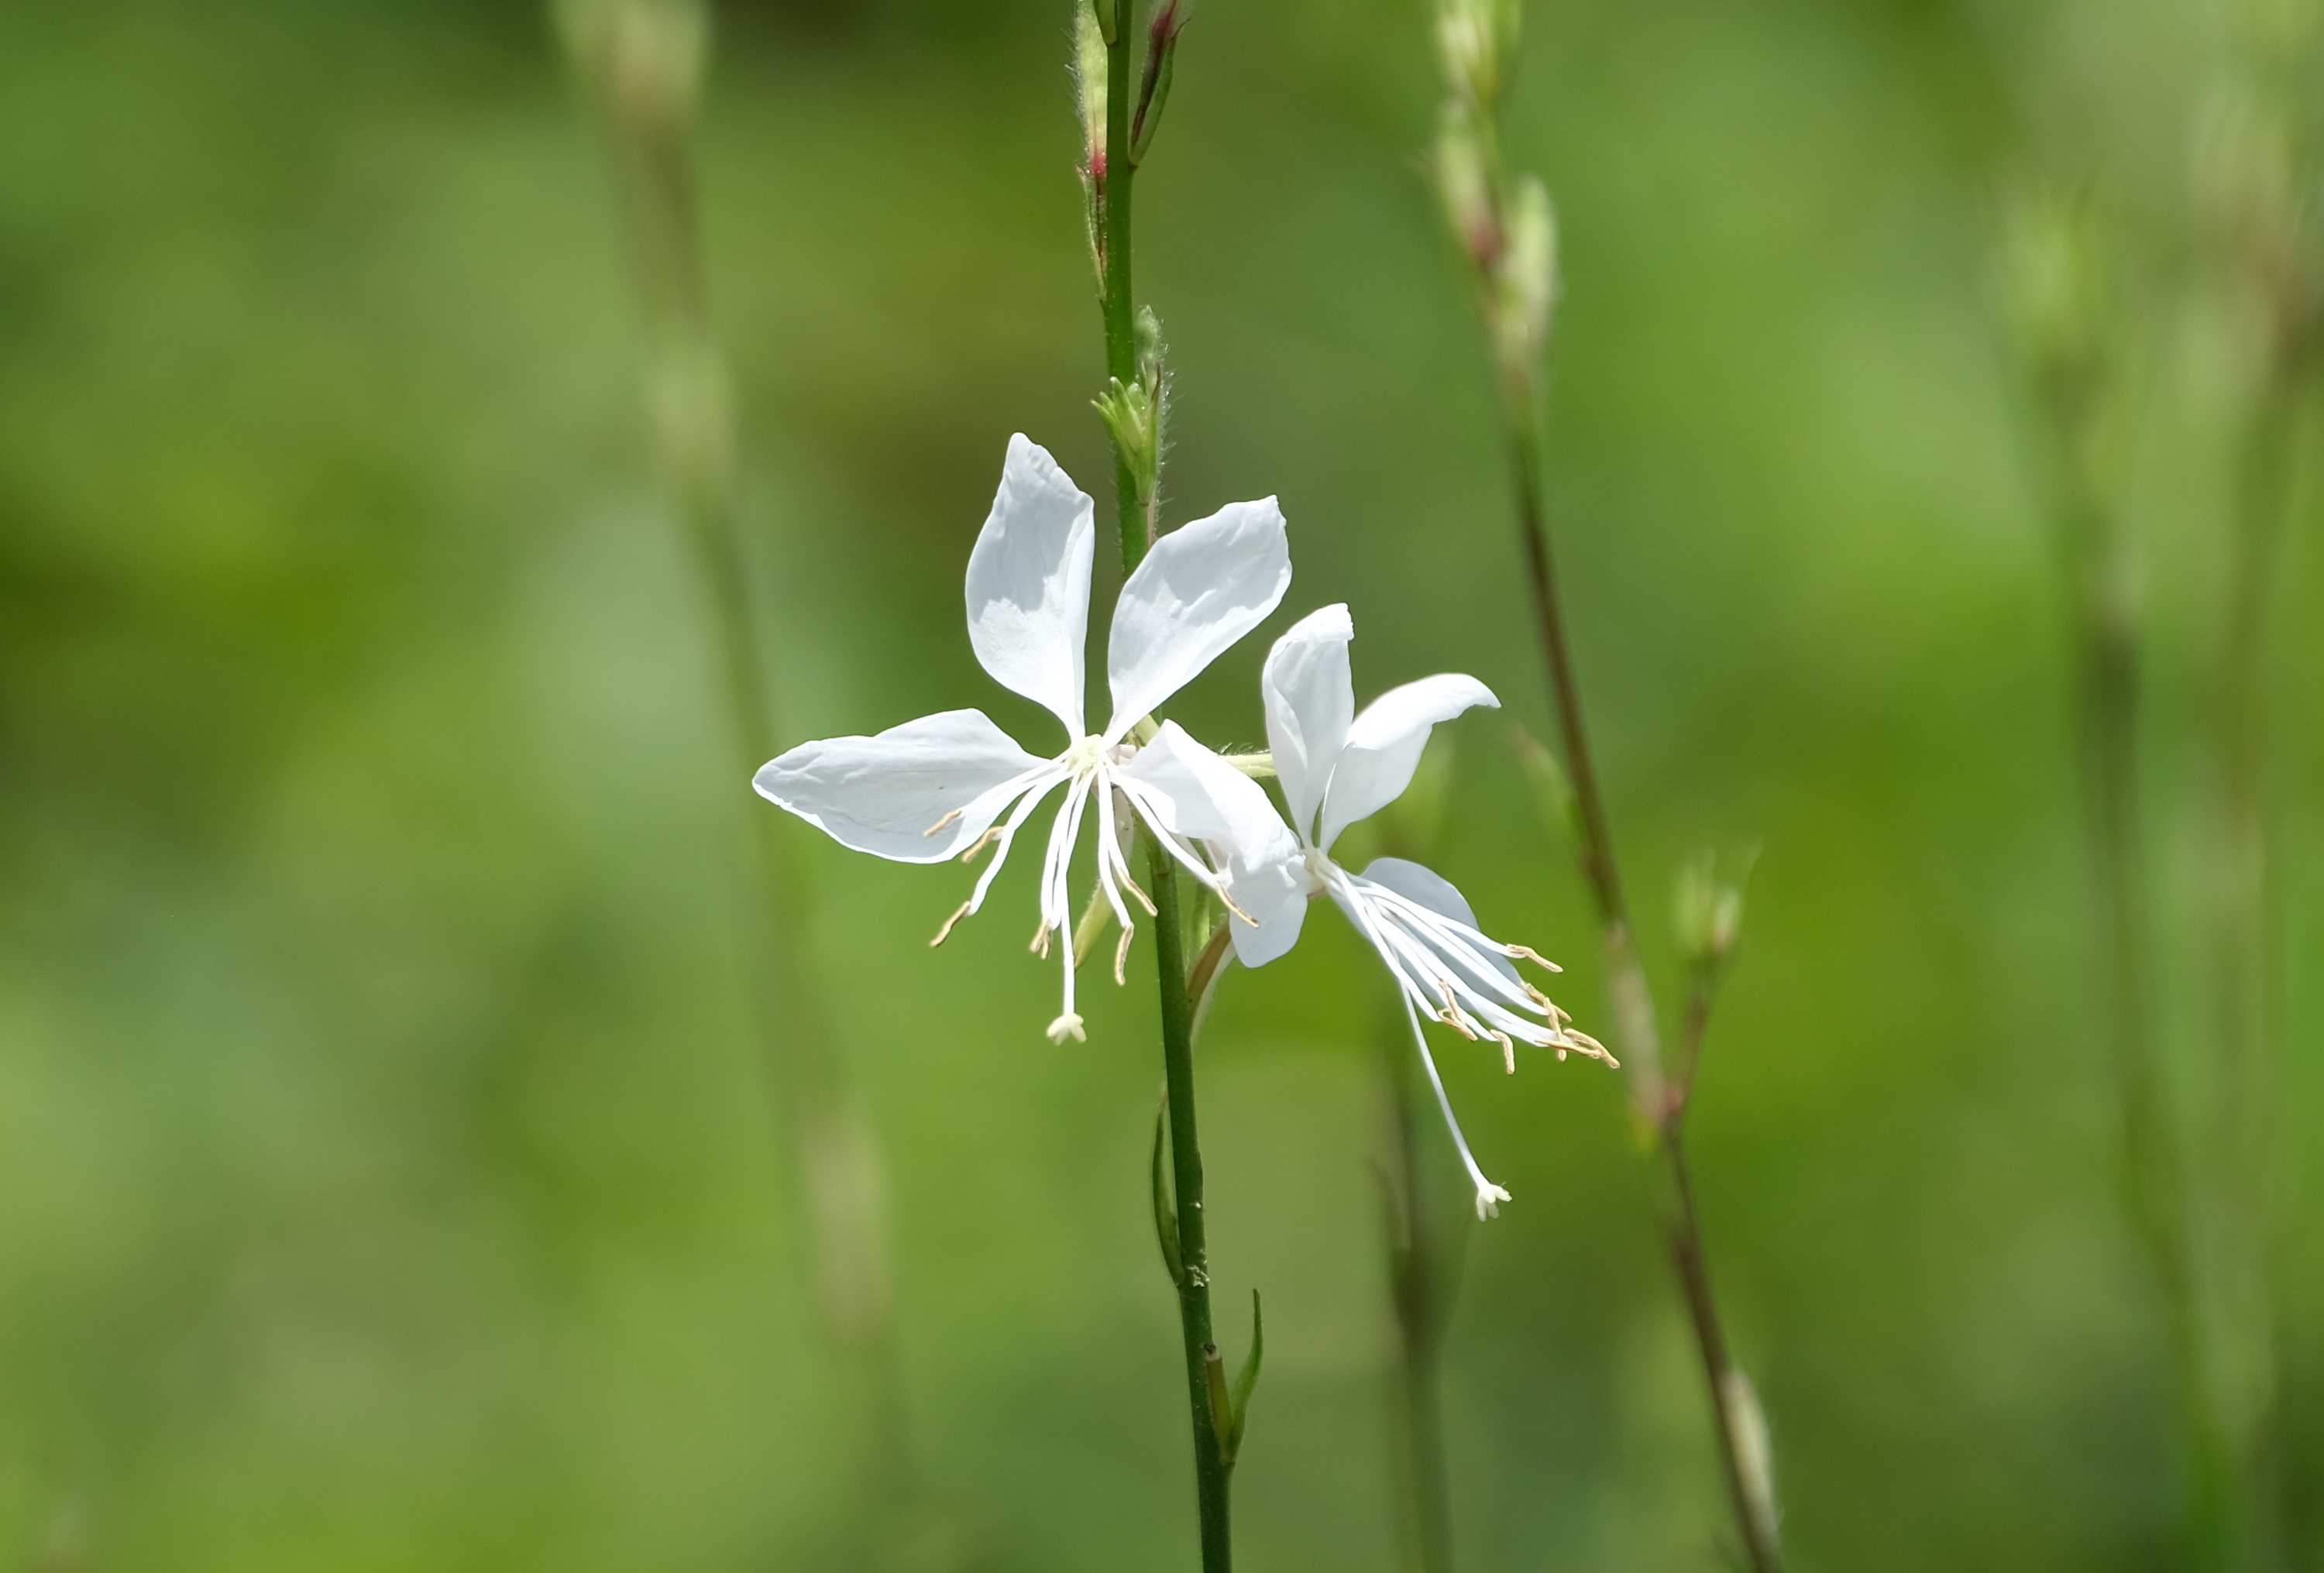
{"left": 1502, "top": 410, "right": 1779, "bottom": 1572}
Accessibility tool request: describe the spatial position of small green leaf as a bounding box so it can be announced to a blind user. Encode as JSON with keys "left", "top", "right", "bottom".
{"left": 1150, "top": 1093, "right": 1182, "bottom": 1285}
{"left": 1226, "top": 1288, "right": 1264, "bottom": 1462}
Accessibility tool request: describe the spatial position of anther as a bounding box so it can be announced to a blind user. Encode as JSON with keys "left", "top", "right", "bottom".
{"left": 1119, "top": 868, "right": 1158, "bottom": 916}
{"left": 1030, "top": 922, "right": 1053, "bottom": 959}
{"left": 930, "top": 900, "right": 972, "bottom": 947}
{"left": 1114, "top": 927, "right": 1135, "bottom": 986}
{"left": 959, "top": 826, "right": 1002, "bottom": 864}
{"left": 923, "top": 806, "right": 964, "bottom": 838}
{"left": 1562, "top": 1029, "right": 1617, "bottom": 1067}
{"left": 1489, "top": 1030, "right": 1516, "bottom": 1073}
{"left": 1504, "top": 944, "right": 1562, "bottom": 973}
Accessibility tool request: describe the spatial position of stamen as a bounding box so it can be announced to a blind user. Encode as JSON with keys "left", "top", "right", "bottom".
{"left": 1116, "top": 863, "right": 1158, "bottom": 917}
{"left": 930, "top": 900, "right": 971, "bottom": 948}
{"left": 1339, "top": 882, "right": 1511, "bottom": 1218}
{"left": 1504, "top": 943, "right": 1563, "bottom": 974}
{"left": 923, "top": 806, "right": 964, "bottom": 838}
{"left": 1489, "top": 1029, "right": 1516, "bottom": 1074}
{"left": 1112, "top": 774, "right": 1257, "bottom": 925}
{"left": 1114, "top": 926, "right": 1134, "bottom": 986}
{"left": 1560, "top": 1029, "right": 1618, "bottom": 1067}
{"left": 1030, "top": 922, "right": 1052, "bottom": 958}
{"left": 958, "top": 826, "right": 1002, "bottom": 864}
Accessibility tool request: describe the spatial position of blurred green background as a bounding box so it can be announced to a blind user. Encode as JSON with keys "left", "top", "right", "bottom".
{"left": 2, "top": 1, "right": 2317, "bottom": 1568}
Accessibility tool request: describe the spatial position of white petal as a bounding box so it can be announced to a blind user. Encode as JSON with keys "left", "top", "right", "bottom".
{"left": 1118, "top": 721, "right": 1310, "bottom": 967}
{"left": 1318, "top": 674, "right": 1497, "bottom": 849}
{"left": 1357, "top": 856, "right": 1527, "bottom": 995}
{"left": 1117, "top": 720, "right": 1301, "bottom": 869}
{"left": 1103, "top": 497, "right": 1291, "bottom": 737}
{"left": 1261, "top": 603, "right": 1354, "bottom": 846}
{"left": 1222, "top": 853, "right": 1310, "bottom": 968}
{"left": 753, "top": 709, "right": 1048, "bottom": 863}
{"left": 965, "top": 434, "right": 1095, "bottom": 737}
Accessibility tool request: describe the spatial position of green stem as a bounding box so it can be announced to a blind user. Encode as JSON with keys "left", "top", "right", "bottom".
{"left": 1152, "top": 849, "right": 1233, "bottom": 1571}
{"left": 1099, "top": 4, "right": 1230, "bottom": 1565}
{"left": 1501, "top": 407, "right": 1780, "bottom": 1573}
{"left": 1380, "top": 1029, "right": 1458, "bottom": 1573}
{"left": 2211, "top": 359, "right": 2303, "bottom": 1571}
{"left": 578, "top": 6, "right": 911, "bottom": 1485}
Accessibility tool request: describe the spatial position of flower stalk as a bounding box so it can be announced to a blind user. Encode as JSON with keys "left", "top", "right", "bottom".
{"left": 1429, "top": 2, "right": 1779, "bottom": 1565}
{"left": 1992, "top": 177, "right": 2232, "bottom": 1563}
{"left": 556, "top": 0, "right": 910, "bottom": 1480}
{"left": 1089, "top": 2, "right": 1235, "bottom": 1564}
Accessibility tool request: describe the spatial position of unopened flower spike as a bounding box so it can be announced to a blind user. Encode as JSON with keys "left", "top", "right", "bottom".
{"left": 754, "top": 434, "right": 1293, "bottom": 1045}
{"left": 1215, "top": 604, "right": 1613, "bottom": 1219}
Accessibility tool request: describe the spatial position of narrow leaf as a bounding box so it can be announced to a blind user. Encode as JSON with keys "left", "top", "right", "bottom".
{"left": 1226, "top": 1288, "right": 1264, "bottom": 1460}
{"left": 1150, "top": 1091, "right": 1182, "bottom": 1284}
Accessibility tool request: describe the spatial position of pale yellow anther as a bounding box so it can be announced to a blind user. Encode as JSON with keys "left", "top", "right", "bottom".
{"left": 1113, "top": 927, "right": 1135, "bottom": 986}
{"left": 1030, "top": 922, "right": 1053, "bottom": 959}
{"left": 1561, "top": 1029, "right": 1617, "bottom": 1067}
{"left": 930, "top": 900, "right": 972, "bottom": 948}
{"left": 923, "top": 806, "right": 965, "bottom": 838}
{"left": 959, "top": 826, "right": 1002, "bottom": 864}
{"left": 1505, "top": 943, "right": 1562, "bottom": 973}
{"left": 1490, "top": 1030, "right": 1516, "bottom": 1073}
{"left": 1119, "top": 868, "right": 1158, "bottom": 917}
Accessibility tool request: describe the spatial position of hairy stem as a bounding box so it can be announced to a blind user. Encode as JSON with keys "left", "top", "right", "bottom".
{"left": 1098, "top": 3, "right": 1231, "bottom": 1564}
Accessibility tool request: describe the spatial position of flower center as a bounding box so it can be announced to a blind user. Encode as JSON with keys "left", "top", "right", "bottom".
{"left": 1300, "top": 845, "right": 1336, "bottom": 891}
{"left": 1059, "top": 734, "right": 1107, "bottom": 778}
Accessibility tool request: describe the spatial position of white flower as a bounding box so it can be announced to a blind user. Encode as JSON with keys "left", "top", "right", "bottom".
{"left": 752, "top": 434, "right": 1291, "bottom": 1045}
{"left": 1220, "top": 603, "right": 1613, "bottom": 1219}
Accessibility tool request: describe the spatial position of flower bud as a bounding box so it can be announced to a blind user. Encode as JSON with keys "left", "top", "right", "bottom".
{"left": 1722, "top": 1368, "right": 1782, "bottom": 1553}
{"left": 1434, "top": 101, "right": 1499, "bottom": 271}
{"left": 559, "top": 0, "right": 708, "bottom": 137}
{"left": 1074, "top": 3, "right": 1110, "bottom": 175}
{"left": 1094, "top": 375, "right": 1160, "bottom": 505}
{"left": 1494, "top": 175, "right": 1558, "bottom": 378}
{"left": 1435, "top": 0, "right": 1518, "bottom": 108}
{"left": 1674, "top": 847, "right": 1756, "bottom": 974}
{"left": 1993, "top": 178, "right": 2110, "bottom": 392}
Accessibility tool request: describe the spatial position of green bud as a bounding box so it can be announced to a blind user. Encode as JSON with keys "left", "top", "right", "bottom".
{"left": 559, "top": 0, "right": 708, "bottom": 136}
{"left": 1722, "top": 1368, "right": 1783, "bottom": 1557}
{"left": 1673, "top": 851, "right": 1718, "bottom": 969}
{"left": 1494, "top": 175, "right": 1558, "bottom": 380}
{"left": 1435, "top": 0, "right": 1519, "bottom": 107}
{"left": 1993, "top": 177, "right": 2110, "bottom": 390}
{"left": 1434, "top": 100, "right": 1498, "bottom": 271}
{"left": 1508, "top": 722, "right": 1575, "bottom": 846}
{"left": 1074, "top": 3, "right": 1109, "bottom": 173}
{"left": 1094, "top": 375, "right": 1160, "bottom": 505}
{"left": 1674, "top": 845, "right": 1757, "bottom": 974}
{"left": 1135, "top": 306, "right": 1167, "bottom": 390}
